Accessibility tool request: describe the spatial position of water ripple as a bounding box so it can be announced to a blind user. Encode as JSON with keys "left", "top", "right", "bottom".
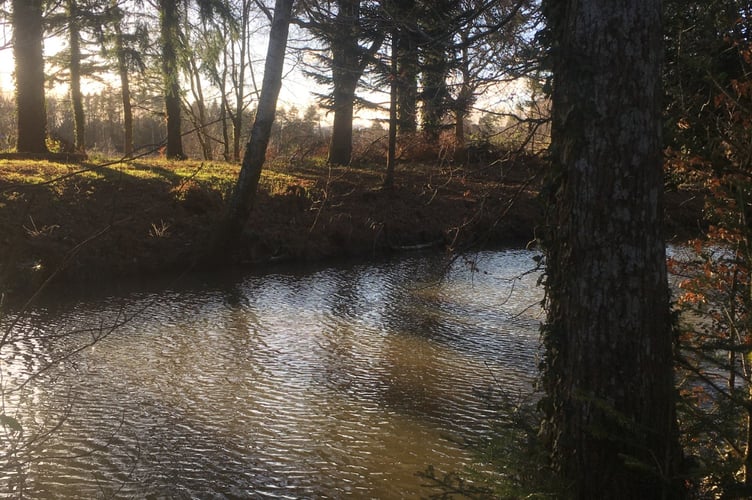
{"left": 0, "top": 249, "right": 542, "bottom": 498}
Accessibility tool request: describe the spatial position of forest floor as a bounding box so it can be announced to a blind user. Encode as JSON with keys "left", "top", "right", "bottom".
{"left": 0, "top": 154, "right": 704, "bottom": 299}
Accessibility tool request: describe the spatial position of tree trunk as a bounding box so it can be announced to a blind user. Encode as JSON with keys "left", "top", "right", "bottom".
{"left": 186, "top": 50, "right": 213, "bottom": 160}
{"left": 384, "top": 29, "right": 398, "bottom": 190}
{"left": 420, "top": 42, "right": 448, "bottom": 141}
{"left": 219, "top": 0, "right": 293, "bottom": 245}
{"left": 541, "top": 0, "right": 682, "bottom": 498}
{"left": 326, "top": 0, "right": 360, "bottom": 166}
{"left": 13, "top": 0, "right": 48, "bottom": 153}
{"left": 160, "top": 0, "right": 185, "bottom": 159}
{"left": 231, "top": 108, "right": 243, "bottom": 162}
{"left": 396, "top": 26, "right": 418, "bottom": 135}
{"left": 220, "top": 93, "right": 231, "bottom": 162}
{"left": 454, "top": 30, "right": 472, "bottom": 150}
{"left": 393, "top": 0, "right": 418, "bottom": 135}
{"left": 68, "top": 0, "right": 85, "bottom": 152}
{"left": 419, "top": 0, "right": 453, "bottom": 141}
{"left": 327, "top": 79, "right": 358, "bottom": 165}
{"left": 114, "top": 21, "right": 134, "bottom": 157}
{"left": 227, "top": 0, "right": 252, "bottom": 162}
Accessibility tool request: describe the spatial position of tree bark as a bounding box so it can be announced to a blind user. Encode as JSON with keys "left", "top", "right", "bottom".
{"left": 384, "top": 29, "right": 398, "bottom": 190}
{"left": 229, "top": 1, "right": 252, "bottom": 162}
{"left": 395, "top": 16, "right": 418, "bottom": 135}
{"left": 419, "top": 3, "right": 451, "bottom": 141}
{"left": 219, "top": 0, "right": 293, "bottom": 246}
{"left": 114, "top": 20, "right": 134, "bottom": 157}
{"left": 326, "top": 0, "right": 360, "bottom": 166}
{"left": 327, "top": 79, "right": 358, "bottom": 165}
{"left": 13, "top": 0, "right": 48, "bottom": 153}
{"left": 186, "top": 49, "right": 213, "bottom": 160}
{"left": 68, "top": 0, "right": 86, "bottom": 152}
{"left": 160, "top": 0, "right": 185, "bottom": 159}
{"left": 541, "top": 0, "right": 682, "bottom": 498}
{"left": 453, "top": 30, "right": 472, "bottom": 149}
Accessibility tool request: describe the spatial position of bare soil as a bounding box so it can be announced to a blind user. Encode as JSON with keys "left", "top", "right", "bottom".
{"left": 0, "top": 155, "right": 703, "bottom": 300}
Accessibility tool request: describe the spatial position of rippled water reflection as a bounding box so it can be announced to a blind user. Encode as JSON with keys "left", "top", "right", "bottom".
{"left": 1, "top": 249, "right": 542, "bottom": 498}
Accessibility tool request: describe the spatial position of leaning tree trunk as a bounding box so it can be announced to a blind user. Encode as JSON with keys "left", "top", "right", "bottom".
{"left": 160, "top": 0, "right": 185, "bottom": 159}
{"left": 12, "top": 0, "right": 48, "bottom": 154}
{"left": 541, "top": 0, "right": 682, "bottom": 498}
{"left": 219, "top": 0, "right": 293, "bottom": 246}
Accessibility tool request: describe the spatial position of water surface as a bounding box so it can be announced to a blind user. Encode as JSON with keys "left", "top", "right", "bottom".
{"left": 1, "top": 249, "right": 542, "bottom": 498}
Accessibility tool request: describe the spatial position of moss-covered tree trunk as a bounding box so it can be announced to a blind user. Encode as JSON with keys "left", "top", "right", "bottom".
{"left": 541, "top": 0, "right": 682, "bottom": 498}
{"left": 12, "top": 0, "right": 48, "bottom": 154}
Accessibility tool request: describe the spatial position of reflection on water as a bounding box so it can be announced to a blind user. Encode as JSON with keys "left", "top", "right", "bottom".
{"left": 0, "top": 249, "right": 542, "bottom": 498}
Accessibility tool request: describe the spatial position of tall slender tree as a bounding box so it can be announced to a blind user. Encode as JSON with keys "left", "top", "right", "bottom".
{"left": 12, "top": 0, "right": 48, "bottom": 153}
{"left": 103, "top": 0, "right": 147, "bottom": 157}
{"left": 67, "top": 0, "right": 86, "bottom": 152}
{"left": 384, "top": 28, "right": 397, "bottom": 189}
{"left": 226, "top": 0, "right": 255, "bottom": 162}
{"left": 540, "top": 0, "right": 682, "bottom": 497}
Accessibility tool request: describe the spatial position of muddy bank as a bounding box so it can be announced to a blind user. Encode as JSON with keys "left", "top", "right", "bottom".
{"left": 0, "top": 157, "right": 702, "bottom": 299}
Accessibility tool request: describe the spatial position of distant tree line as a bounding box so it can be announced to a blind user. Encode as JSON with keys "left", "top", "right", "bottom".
{"left": 0, "top": 89, "right": 328, "bottom": 160}
{"left": 0, "top": 0, "right": 543, "bottom": 163}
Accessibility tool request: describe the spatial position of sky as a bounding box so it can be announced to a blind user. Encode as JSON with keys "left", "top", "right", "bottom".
{"left": 0, "top": 14, "right": 531, "bottom": 131}
{"left": 0, "top": 26, "right": 373, "bottom": 126}
{"left": 0, "top": 1, "right": 325, "bottom": 113}
{"left": 0, "top": 24, "right": 13, "bottom": 96}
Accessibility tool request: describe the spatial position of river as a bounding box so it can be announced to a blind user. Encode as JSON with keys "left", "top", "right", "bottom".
{"left": 0, "top": 249, "right": 543, "bottom": 498}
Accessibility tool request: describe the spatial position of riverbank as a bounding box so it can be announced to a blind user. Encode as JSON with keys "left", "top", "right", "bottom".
{"left": 0, "top": 155, "right": 703, "bottom": 298}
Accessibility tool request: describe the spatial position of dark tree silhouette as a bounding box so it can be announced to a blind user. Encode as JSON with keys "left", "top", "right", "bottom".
{"left": 12, "top": 0, "right": 48, "bottom": 153}
{"left": 300, "top": 0, "right": 384, "bottom": 166}
{"left": 540, "top": 0, "right": 683, "bottom": 497}
{"left": 159, "top": 0, "right": 185, "bottom": 159}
